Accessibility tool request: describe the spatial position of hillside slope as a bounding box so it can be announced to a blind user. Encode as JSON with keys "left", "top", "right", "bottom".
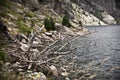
{"left": 0, "top": 0, "right": 118, "bottom": 79}
{"left": 10, "top": 0, "right": 107, "bottom": 26}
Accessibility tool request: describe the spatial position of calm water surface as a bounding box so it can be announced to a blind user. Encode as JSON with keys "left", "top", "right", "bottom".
{"left": 70, "top": 25, "right": 120, "bottom": 80}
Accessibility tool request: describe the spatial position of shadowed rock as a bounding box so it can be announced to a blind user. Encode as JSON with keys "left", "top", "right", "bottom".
{"left": 0, "top": 20, "right": 12, "bottom": 40}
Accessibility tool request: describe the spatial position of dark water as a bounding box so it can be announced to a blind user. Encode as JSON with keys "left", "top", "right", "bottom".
{"left": 70, "top": 25, "right": 120, "bottom": 80}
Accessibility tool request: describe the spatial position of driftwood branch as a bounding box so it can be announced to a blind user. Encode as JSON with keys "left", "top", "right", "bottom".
{"left": 37, "top": 39, "right": 61, "bottom": 57}
{"left": 26, "top": 26, "right": 44, "bottom": 59}
{"left": 28, "top": 25, "right": 44, "bottom": 45}
{"left": 54, "top": 48, "right": 76, "bottom": 55}
{"left": 26, "top": 25, "right": 44, "bottom": 53}
{"left": 20, "top": 57, "right": 55, "bottom": 65}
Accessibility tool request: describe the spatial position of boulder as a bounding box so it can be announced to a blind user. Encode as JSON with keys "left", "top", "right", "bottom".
{"left": 16, "top": 33, "right": 28, "bottom": 42}
{"left": 44, "top": 32, "right": 53, "bottom": 36}
{"left": 27, "top": 72, "right": 47, "bottom": 80}
{"left": 21, "top": 0, "right": 40, "bottom": 10}
{"left": 15, "top": 8, "right": 23, "bottom": 14}
{"left": 20, "top": 43, "right": 29, "bottom": 52}
{"left": 33, "top": 41, "right": 39, "bottom": 45}
{"left": 49, "top": 65, "right": 58, "bottom": 77}
{"left": 64, "top": 26, "right": 75, "bottom": 36}
{"left": 70, "top": 21, "right": 83, "bottom": 30}
{"left": 55, "top": 23, "right": 64, "bottom": 32}
{"left": 41, "top": 33, "right": 52, "bottom": 40}
{"left": 101, "top": 12, "right": 117, "bottom": 24}
{"left": 21, "top": 39, "right": 27, "bottom": 43}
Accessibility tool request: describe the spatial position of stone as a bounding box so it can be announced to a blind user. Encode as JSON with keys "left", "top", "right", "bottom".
{"left": 84, "top": 73, "right": 91, "bottom": 77}
{"left": 27, "top": 70, "right": 33, "bottom": 73}
{"left": 41, "top": 33, "right": 52, "bottom": 40}
{"left": 7, "top": 13, "right": 18, "bottom": 20}
{"left": 34, "top": 37, "right": 41, "bottom": 42}
{"left": 32, "top": 49, "right": 39, "bottom": 58}
{"left": 12, "top": 62, "right": 20, "bottom": 68}
{"left": 87, "top": 74, "right": 96, "bottom": 80}
{"left": 16, "top": 33, "right": 28, "bottom": 42}
{"left": 20, "top": 43, "right": 29, "bottom": 52}
{"left": 19, "top": 72, "right": 24, "bottom": 75}
{"left": 73, "top": 79, "right": 79, "bottom": 80}
{"left": 24, "top": 17, "right": 31, "bottom": 21}
{"left": 5, "top": 62, "right": 11, "bottom": 66}
{"left": 52, "top": 34, "right": 58, "bottom": 40}
{"left": 79, "top": 76, "right": 86, "bottom": 80}
{"left": 16, "top": 8, "right": 23, "bottom": 13}
{"left": 99, "top": 21, "right": 107, "bottom": 25}
{"left": 18, "top": 69, "right": 23, "bottom": 72}
{"left": 32, "top": 49, "right": 39, "bottom": 53}
{"left": 38, "top": 15, "right": 45, "bottom": 20}
{"left": 8, "top": 22, "right": 16, "bottom": 27}
{"left": 61, "top": 71, "right": 69, "bottom": 77}
{"left": 49, "top": 65, "right": 58, "bottom": 77}
{"left": 4, "top": 62, "right": 11, "bottom": 68}
{"left": 65, "top": 77, "right": 70, "bottom": 80}
{"left": 55, "top": 23, "right": 64, "bottom": 32}
{"left": 64, "top": 26, "right": 75, "bottom": 36}
{"left": 79, "top": 70, "right": 86, "bottom": 74}
{"left": 101, "top": 12, "right": 117, "bottom": 24}
{"left": 27, "top": 72, "right": 47, "bottom": 80}
{"left": 44, "top": 32, "right": 53, "bottom": 36}
{"left": 21, "top": 39, "right": 27, "bottom": 43}
{"left": 70, "top": 21, "right": 82, "bottom": 30}
{"left": 33, "top": 41, "right": 39, "bottom": 45}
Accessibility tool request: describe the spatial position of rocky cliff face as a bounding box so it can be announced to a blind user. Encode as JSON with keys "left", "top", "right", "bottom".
{"left": 12, "top": 0, "right": 107, "bottom": 25}
{"left": 71, "top": 0, "right": 119, "bottom": 24}
{"left": 14, "top": 0, "right": 119, "bottom": 24}
{"left": 5, "top": 0, "right": 120, "bottom": 25}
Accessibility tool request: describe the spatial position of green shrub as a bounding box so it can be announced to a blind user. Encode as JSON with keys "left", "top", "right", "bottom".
{"left": 25, "top": 11, "right": 37, "bottom": 18}
{"left": 0, "top": 42, "right": 10, "bottom": 62}
{"left": 0, "top": 49, "right": 7, "bottom": 62}
{"left": 17, "top": 21, "right": 31, "bottom": 35}
{"left": 44, "top": 18, "right": 55, "bottom": 31}
{"left": 0, "top": 12, "right": 7, "bottom": 17}
{"left": 0, "top": 0, "right": 10, "bottom": 8}
{"left": 62, "top": 15, "right": 71, "bottom": 28}
{"left": 50, "top": 18, "right": 55, "bottom": 30}
{"left": 0, "top": 65, "right": 22, "bottom": 80}
{"left": 79, "top": 21, "right": 82, "bottom": 26}
{"left": 0, "top": 39, "right": 8, "bottom": 48}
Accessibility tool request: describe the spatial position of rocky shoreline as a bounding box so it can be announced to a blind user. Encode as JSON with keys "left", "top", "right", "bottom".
{"left": 3, "top": 25, "right": 89, "bottom": 80}
{"left": 0, "top": 0, "right": 119, "bottom": 79}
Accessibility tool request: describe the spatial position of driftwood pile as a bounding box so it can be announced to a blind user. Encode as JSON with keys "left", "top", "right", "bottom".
{"left": 8, "top": 25, "right": 80, "bottom": 78}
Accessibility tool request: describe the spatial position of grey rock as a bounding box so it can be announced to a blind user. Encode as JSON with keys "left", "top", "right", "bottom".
{"left": 7, "top": 13, "right": 18, "bottom": 20}
{"left": 66, "top": 77, "right": 70, "bottom": 80}
{"left": 16, "top": 33, "right": 28, "bottom": 42}
{"left": 44, "top": 32, "right": 53, "bottom": 36}
{"left": 27, "top": 72, "right": 47, "bottom": 80}
{"left": 18, "top": 69, "right": 23, "bottom": 72}
{"left": 12, "top": 62, "right": 20, "bottom": 68}
{"left": 33, "top": 41, "right": 39, "bottom": 45}
{"left": 21, "top": 39, "right": 27, "bottom": 43}
{"left": 16, "top": 8, "right": 23, "bottom": 13}
{"left": 20, "top": 43, "right": 29, "bottom": 52}
{"left": 101, "top": 12, "right": 117, "bottom": 24}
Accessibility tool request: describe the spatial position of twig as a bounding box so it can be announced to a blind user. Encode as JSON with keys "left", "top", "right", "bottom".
{"left": 37, "top": 39, "right": 61, "bottom": 58}
{"left": 20, "top": 57, "right": 55, "bottom": 65}
{"left": 57, "top": 42, "right": 69, "bottom": 51}
{"left": 27, "top": 25, "right": 44, "bottom": 52}
{"left": 28, "top": 25, "right": 44, "bottom": 45}
{"left": 54, "top": 48, "right": 76, "bottom": 55}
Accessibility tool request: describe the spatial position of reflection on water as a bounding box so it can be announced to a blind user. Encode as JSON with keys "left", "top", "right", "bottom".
{"left": 70, "top": 26, "right": 120, "bottom": 80}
